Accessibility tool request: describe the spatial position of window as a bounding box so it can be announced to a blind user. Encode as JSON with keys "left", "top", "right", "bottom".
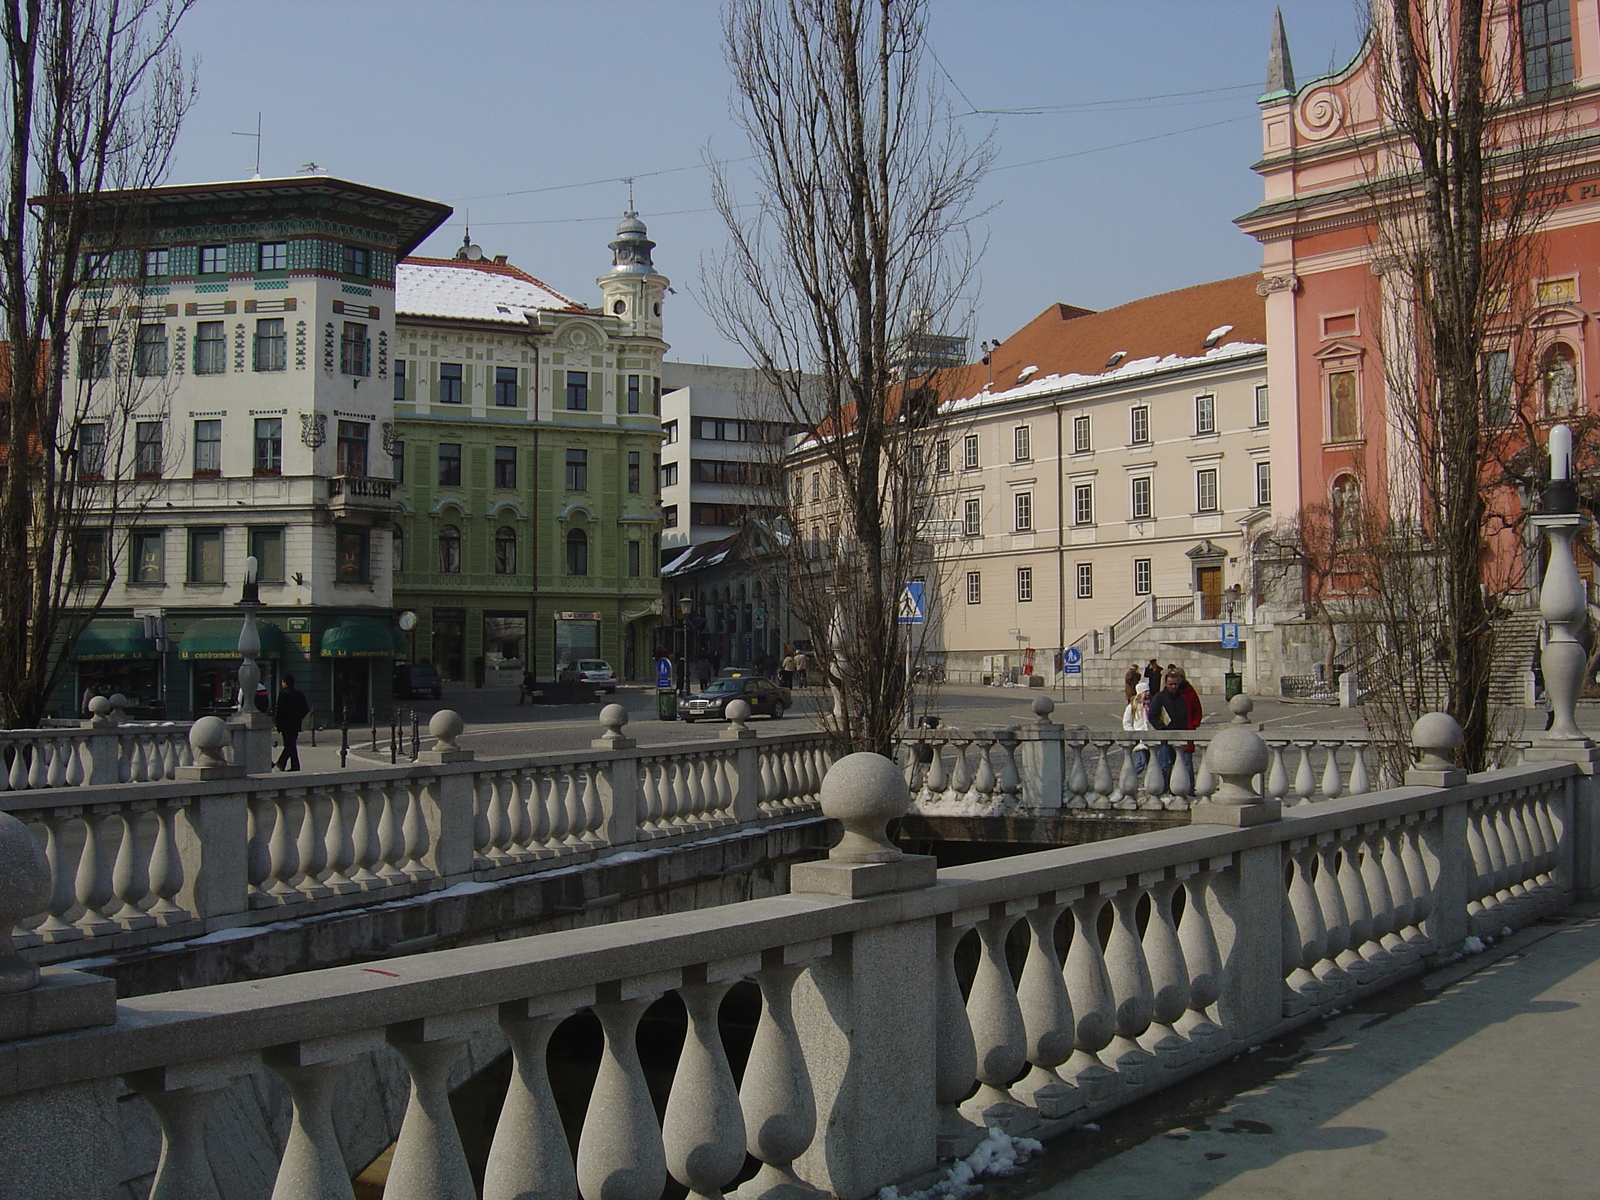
{"left": 193, "top": 419, "right": 222, "bottom": 477}
{"left": 391, "top": 440, "right": 405, "bottom": 483}
{"left": 663, "top": 505, "right": 678, "bottom": 529}
{"left": 1523, "top": 0, "right": 1573, "bottom": 93}
{"left": 565, "top": 370, "right": 589, "bottom": 411}
{"left": 628, "top": 540, "right": 642, "bottom": 577}
{"left": 1131, "top": 476, "right": 1152, "bottom": 520}
{"left": 143, "top": 247, "right": 169, "bottom": 278}
{"left": 254, "top": 319, "right": 286, "bottom": 372}
{"left": 1073, "top": 483, "right": 1093, "bottom": 526}
{"left": 135, "top": 324, "right": 167, "bottom": 376}
{"left": 966, "top": 571, "right": 981, "bottom": 604}
{"left": 663, "top": 420, "right": 678, "bottom": 444}
{"left": 494, "top": 366, "right": 518, "bottom": 407}
{"left": 661, "top": 461, "right": 679, "bottom": 487}
{"left": 198, "top": 245, "right": 227, "bottom": 275}
{"left": 195, "top": 321, "right": 226, "bottom": 374}
{"left": 1014, "top": 491, "right": 1033, "bottom": 532}
{"left": 394, "top": 359, "right": 408, "bottom": 402}
{"left": 1069, "top": 414, "right": 1090, "bottom": 454}
{"left": 652, "top": 377, "right": 662, "bottom": 414}
{"left": 253, "top": 417, "right": 282, "bottom": 475}
{"left": 1013, "top": 425, "right": 1031, "bottom": 461}
{"left": 438, "top": 443, "right": 462, "bottom": 487}
{"left": 336, "top": 527, "right": 369, "bottom": 583}
{"left": 340, "top": 322, "right": 370, "bottom": 376}
{"left": 494, "top": 526, "right": 517, "bottom": 575}
{"left": 1134, "top": 558, "right": 1151, "bottom": 596}
{"left": 135, "top": 421, "right": 163, "bottom": 478}
{"left": 79, "top": 326, "right": 110, "bottom": 378}
{"left": 810, "top": 473, "right": 820, "bottom": 502}
{"left": 1255, "top": 462, "right": 1273, "bottom": 508}
{"left": 250, "top": 528, "right": 285, "bottom": 582}
{"left": 336, "top": 421, "right": 368, "bottom": 477}
{"left": 1077, "top": 562, "right": 1093, "bottom": 599}
{"left": 628, "top": 450, "right": 641, "bottom": 494}
{"left": 78, "top": 423, "right": 106, "bottom": 479}
{"left": 627, "top": 374, "right": 641, "bottom": 414}
{"left": 962, "top": 434, "right": 979, "bottom": 470}
{"left": 438, "top": 525, "right": 461, "bottom": 573}
{"left": 1195, "top": 393, "right": 1216, "bottom": 435}
{"left": 392, "top": 528, "right": 404, "bottom": 574}
{"left": 435, "top": 362, "right": 464, "bottom": 404}
{"left": 494, "top": 446, "right": 516, "bottom": 489}
{"left": 1255, "top": 384, "right": 1270, "bottom": 426}
{"left": 963, "top": 497, "right": 982, "bottom": 537}
{"left": 73, "top": 531, "right": 107, "bottom": 583}
{"left": 130, "top": 530, "right": 163, "bottom": 583}
{"left": 258, "top": 242, "right": 287, "bottom": 271}
{"left": 1485, "top": 350, "right": 1514, "bottom": 425}
{"left": 566, "top": 448, "right": 588, "bottom": 491}
{"left": 1016, "top": 567, "right": 1033, "bottom": 603}
{"left": 1130, "top": 405, "right": 1150, "bottom": 445}
{"left": 1196, "top": 468, "right": 1219, "bottom": 513}
{"left": 188, "top": 528, "right": 223, "bottom": 583}
{"left": 566, "top": 528, "right": 589, "bottom": 576}
{"left": 1328, "top": 370, "right": 1359, "bottom": 440}
{"left": 342, "top": 245, "right": 370, "bottom": 277}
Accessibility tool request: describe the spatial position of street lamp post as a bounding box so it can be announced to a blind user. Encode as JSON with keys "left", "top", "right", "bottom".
{"left": 1535, "top": 425, "right": 1591, "bottom": 742}
{"left": 231, "top": 554, "right": 273, "bottom": 773}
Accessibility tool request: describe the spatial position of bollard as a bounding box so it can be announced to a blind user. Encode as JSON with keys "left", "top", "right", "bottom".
{"left": 410, "top": 709, "right": 420, "bottom": 761}
{"left": 390, "top": 712, "right": 399, "bottom": 764}
{"left": 370, "top": 717, "right": 378, "bottom": 754}
{"left": 340, "top": 706, "right": 349, "bottom": 769}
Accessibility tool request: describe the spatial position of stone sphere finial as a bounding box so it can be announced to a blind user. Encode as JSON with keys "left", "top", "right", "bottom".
{"left": 1031, "top": 695, "right": 1056, "bottom": 724}
{"left": 0, "top": 810, "right": 48, "bottom": 994}
{"left": 429, "top": 709, "right": 465, "bottom": 752}
{"left": 725, "top": 699, "right": 751, "bottom": 731}
{"left": 820, "top": 751, "right": 909, "bottom": 863}
{"left": 1411, "top": 712, "right": 1462, "bottom": 771}
{"left": 1205, "top": 725, "right": 1271, "bottom": 805}
{"left": 1229, "top": 693, "right": 1254, "bottom": 724}
{"left": 88, "top": 695, "right": 111, "bottom": 717}
{"left": 599, "top": 703, "right": 629, "bottom": 735}
{"left": 189, "top": 715, "right": 231, "bottom": 769}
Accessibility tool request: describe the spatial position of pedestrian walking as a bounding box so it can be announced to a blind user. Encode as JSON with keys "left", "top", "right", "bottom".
{"left": 795, "top": 650, "right": 811, "bottom": 688}
{"left": 1144, "top": 658, "right": 1162, "bottom": 695}
{"left": 780, "top": 652, "right": 796, "bottom": 689}
{"left": 1148, "top": 671, "right": 1190, "bottom": 782}
{"left": 274, "top": 675, "right": 310, "bottom": 772}
{"left": 1122, "top": 679, "right": 1152, "bottom": 775}
{"left": 518, "top": 670, "right": 537, "bottom": 705}
{"left": 697, "top": 658, "right": 713, "bottom": 692}
{"left": 1174, "top": 666, "right": 1203, "bottom": 779}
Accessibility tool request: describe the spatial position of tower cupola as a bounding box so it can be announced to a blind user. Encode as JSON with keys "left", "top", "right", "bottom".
{"left": 598, "top": 210, "right": 668, "bottom": 341}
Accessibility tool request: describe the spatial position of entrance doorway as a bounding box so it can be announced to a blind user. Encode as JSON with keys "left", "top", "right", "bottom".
{"left": 1196, "top": 565, "right": 1223, "bottom": 620}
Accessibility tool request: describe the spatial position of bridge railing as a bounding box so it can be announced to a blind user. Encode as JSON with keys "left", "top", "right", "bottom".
{"left": 3, "top": 705, "right": 836, "bottom": 964}
{"left": 0, "top": 708, "right": 195, "bottom": 792}
{"left": 0, "top": 717, "right": 1588, "bottom": 1200}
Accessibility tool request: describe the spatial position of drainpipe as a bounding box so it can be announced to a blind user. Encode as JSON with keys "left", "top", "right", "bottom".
{"left": 1054, "top": 400, "right": 1065, "bottom": 685}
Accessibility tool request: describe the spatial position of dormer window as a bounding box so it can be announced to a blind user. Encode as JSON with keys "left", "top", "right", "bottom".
{"left": 612, "top": 299, "right": 626, "bottom": 315}
{"left": 1105, "top": 350, "right": 1126, "bottom": 369}
{"left": 1203, "top": 324, "right": 1233, "bottom": 350}
{"left": 1016, "top": 365, "right": 1038, "bottom": 384}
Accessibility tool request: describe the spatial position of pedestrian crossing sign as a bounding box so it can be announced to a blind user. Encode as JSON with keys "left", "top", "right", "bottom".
{"left": 898, "top": 581, "right": 926, "bottom": 625}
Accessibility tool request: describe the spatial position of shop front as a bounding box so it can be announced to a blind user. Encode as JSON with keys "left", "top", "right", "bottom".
{"left": 179, "top": 617, "right": 287, "bottom": 716}
{"left": 553, "top": 610, "right": 602, "bottom": 678}
{"left": 72, "top": 619, "right": 161, "bottom": 718}
{"left": 321, "top": 616, "right": 401, "bottom": 723}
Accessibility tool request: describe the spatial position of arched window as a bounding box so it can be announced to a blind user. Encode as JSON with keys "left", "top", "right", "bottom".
{"left": 494, "top": 526, "right": 516, "bottom": 575}
{"left": 1331, "top": 475, "right": 1361, "bottom": 543}
{"left": 1542, "top": 343, "right": 1578, "bottom": 415}
{"left": 566, "top": 528, "right": 588, "bottom": 576}
{"left": 438, "top": 524, "right": 461, "bottom": 574}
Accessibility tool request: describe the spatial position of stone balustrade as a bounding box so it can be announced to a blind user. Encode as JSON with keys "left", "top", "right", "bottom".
{"left": 3, "top": 705, "right": 837, "bottom": 963}
{"left": 0, "top": 705, "right": 196, "bottom": 791}
{"left": 0, "top": 713, "right": 1591, "bottom": 1200}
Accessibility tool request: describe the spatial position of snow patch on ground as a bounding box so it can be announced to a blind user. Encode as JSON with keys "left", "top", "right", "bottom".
{"left": 1463, "top": 935, "right": 1486, "bottom": 955}
{"left": 877, "top": 1129, "right": 1043, "bottom": 1200}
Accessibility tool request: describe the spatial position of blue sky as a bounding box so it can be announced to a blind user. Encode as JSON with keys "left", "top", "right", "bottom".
{"left": 167, "top": 1, "right": 1364, "bottom": 364}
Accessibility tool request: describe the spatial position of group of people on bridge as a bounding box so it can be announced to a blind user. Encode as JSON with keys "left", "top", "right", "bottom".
{"left": 1121, "top": 659, "right": 1202, "bottom": 779}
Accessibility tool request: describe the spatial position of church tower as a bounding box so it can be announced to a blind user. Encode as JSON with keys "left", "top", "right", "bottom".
{"left": 597, "top": 211, "right": 668, "bottom": 341}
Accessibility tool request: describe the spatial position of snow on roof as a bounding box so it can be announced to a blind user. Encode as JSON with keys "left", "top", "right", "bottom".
{"left": 397, "top": 256, "right": 585, "bottom": 324}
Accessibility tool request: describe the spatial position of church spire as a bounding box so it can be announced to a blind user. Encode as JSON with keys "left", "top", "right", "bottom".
{"left": 1264, "top": 7, "right": 1296, "bottom": 100}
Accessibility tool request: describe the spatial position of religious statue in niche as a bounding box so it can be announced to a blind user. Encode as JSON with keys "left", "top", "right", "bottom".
{"left": 1331, "top": 474, "right": 1362, "bottom": 543}
{"left": 1542, "top": 344, "right": 1578, "bottom": 415}
{"left": 1328, "top": 370, "right": 1359, "bottom": 441}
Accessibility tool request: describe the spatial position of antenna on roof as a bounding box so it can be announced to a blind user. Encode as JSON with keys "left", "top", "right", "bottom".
{"left": 622, "top": 176, "right": 635, "bottom": 211}
{"left": 231, "top": 113, "right": 262, "bottom": 178}
{"left": 297, "top": 161, "right": 326, "bottom": 176}
{"left": 456, "top": 212, "right": 484, "bottom": 262}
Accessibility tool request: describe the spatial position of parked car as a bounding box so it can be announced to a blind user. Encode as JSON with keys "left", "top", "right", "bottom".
{"left": 678, "top": 676, "right": 791, "bottom": 722}
{"left": 393, "top": 663, "right": 443, "bottom": 700}
{"left": 559, "top": 659, "right": 618, "bottom": 693}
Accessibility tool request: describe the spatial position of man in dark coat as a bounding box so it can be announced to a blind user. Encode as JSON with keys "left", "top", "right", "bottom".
{"left": 1147, "top": 671, "right": 1190, "bottom": 782}
{"left": 274, "top": 675, "right": 311, "bottom": 772}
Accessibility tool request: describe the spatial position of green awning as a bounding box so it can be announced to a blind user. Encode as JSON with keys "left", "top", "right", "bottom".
{"left": 391, "top": 626, "right": 409, "bottom": 661}
{"left": 178, "top": 617, "right": 286, "bottom": 660}
{"left": 71, "top": 619, "right": 157, "bottom": 662}
{"left": 320, "top": 617, "right": 400, "bottom": 659}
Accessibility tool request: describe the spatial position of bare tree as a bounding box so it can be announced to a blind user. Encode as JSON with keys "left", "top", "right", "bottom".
{"left": 0, "top": 0, "right": 195, "bottom": 727}
{"left": 706, "top": 0, "right": 991, "bottom": 754}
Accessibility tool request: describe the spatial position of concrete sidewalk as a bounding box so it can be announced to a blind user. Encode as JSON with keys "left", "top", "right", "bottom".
{"left": 1001, "top": 907, "right": 1600, "bottom": 1200}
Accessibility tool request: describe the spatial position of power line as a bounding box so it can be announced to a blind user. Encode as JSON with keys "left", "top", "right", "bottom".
{"left": 989, "top": 114, "right": 1252, "bottom": 173}
{"left": 447, "top": 157, "right": 752, "bottom": 205}
{"left": 962, "top": 81, "right": 1258, "bottom": 117}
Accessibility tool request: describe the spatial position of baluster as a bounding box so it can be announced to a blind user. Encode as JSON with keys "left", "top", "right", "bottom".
{"left": 472, "top": 776, "right": 494, "bottom": 867}
{"left": 1103, "top": 875, "right": 1157, "bottom": 1084}
{"left": 486, "top": 771, "right": 512, "bottom": 863}
{"left": 1194, "top": 744, "right": 1215, "bottom": 798}
{"left": 1335, "top": 831, "right": 1380, "bottom": 983}
{"left": 6, "top": 743, "right": 27, "bottom": 789}
{"left": 129, "top": 1062, "right": 251, "bottom": 1200}
{"left": 1357, "top": 826, "right": 1400, "bottom": 973}
{"left": 403, "top": 779, "right": 434, "bottom": 879}
{"left": 679, "top": 756, "right": 704, "bottom": 825}
{"left": 387, "top": 1016, "right": 488, "bottom": 1200}
{"left": 348, "top": 784, "right": 383, "bottom": 889}
{"left": 949, "top": 739, "right": 974, "bottom": 802}
{"left": 1400, "top": 814, "right": 1438, "bottom": 957}
{"left": 547, "top": 769, "right": 574, "bottom": 850}
{"left": 1090, "top": 742, "right": 1118, "bottom": 809}
{"left": 35, "top": 809, "right": 84, "bottom": 942}
{"left": 1115, "top": 744, "right": 1139, "bottom": 806}
{"left": 970, "top": 739, "right": 999, "bottom": 807}
{"left": 246, "top": 794, "right": 274, "bottom": 906}
{"left": 1173, "top": 862, "right": 1228, "bottom": 1050}
{"left": 1065, "top": 742, "right": 1090, "bottom": 808}
{"left": 996, "top": 736, "right": 1021, "bottom": 798}
{"left": 1380, "top": 820, "right": 1418, "bottom": 965}
{"left": 756, "top": 749, "right": 778, "bottom": 813}
{"left": 934, "top": 917, "right": 981, "bottom": 1158}
{"left": 1141, "top": 749, "right": 1166, "bottom": 802}
{"left": 961, "top": 909, "right": 1034, "bottom": 1131}
{"left": 1166, "top": 749, "right": 1192, "bottom": 811}
{"left": 487, "top": 998, "right": 584, "bottom": 1200}
{"left": 1265, "top": 742, "right": 1289, "bottom": 801}
{"left": 1282, "top": 841, "right": 1327, "bottom": 1014}
{"left": 376, "top": 783, "right": 408, "bottom": 884}
{"left": 1319, "top": 741, "right": 1345, "bottom": 800}
{"left": 1348, "top": 742, "right": 1371, "bottom": 795}
{"left": 46, "top": 737, "right": 67, "bottom": 788}
{"left": 575, "top": 766, "right": 602, "bottom": 843}
{"left": 1138, "top": 873, "right": 1193, "bottom": 1066}
{"left": 111, "top": 803, "right": 156, "bottom": 929}
{"left": 266, "top": 792, "right": 305, "bottom": 901}
{"left": 531, "top": 768, "right": 559, "bottom": 853}
{"left": 297, "top": 786, "right": 333, "bottom": 900}
{"left": 1311, "top": 836, "right": 1353, "bottom": 997}
{"left": 74, "top": 805, "right": 118, "bottom": 935}
{"left": 322, "top": 785, "right": 359, "bottom": 894}
{"left": 577, "top": 987, "right": 670, "bottom": 1200}
{"left": 267, "top": 1035, "right": 378, "bottom": 1200}
{"left": 923, "top": 742, "right": 948, "bottom": 806}
{"left": 1532, "top": 791, "right": 1564, "bottom": 891}
{"left": 505, "top": 769, "right": 533, "bottom": 859}
{"left": 664, "top": 975, "right": 747, "bottom": 1200}
{"left": 27, "top": 739, "right": 47, "bottom": 789}
{"left": 1062, "top": 890, "right": 1118, "bottom": 1102}
{"left": 1292, "top": 742, "right": 1316, "bottom": 803}
{"left": 740, "top": 953, "right": 819, "bottom": 1199}
{"left": 1464, "top": 801, "right": 1496, "bottom": 933}
{"left": 1013, "top": 897, "right": 1082, "bottom": 1118}
{"left": 64, "top": 738, "right": 86, "bottom": 787}
{"left": 146, "top": 799, "right": 191, "bottom": 925}
{"left": 639, "top": 759, "right": 664, "bottom": 832}
{"left": 1479, "top": 799, "right": 1516, "bottom": 923}
{"left": 1500, "top": 797, "right": 1538, "bottom": 911}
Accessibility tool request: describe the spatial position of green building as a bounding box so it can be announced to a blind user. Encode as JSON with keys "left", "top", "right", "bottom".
{"left": 391, "top": 216, "right": 666, "bottom": 684}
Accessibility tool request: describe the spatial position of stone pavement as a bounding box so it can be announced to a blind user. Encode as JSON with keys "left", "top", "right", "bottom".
{"left": 997, "top": 905, "right": 1600, "bottom": 1200}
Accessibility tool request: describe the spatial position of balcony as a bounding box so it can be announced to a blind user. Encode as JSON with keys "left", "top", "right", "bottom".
{"left": 325, "top": 473, "right": 397, "bottom": 517}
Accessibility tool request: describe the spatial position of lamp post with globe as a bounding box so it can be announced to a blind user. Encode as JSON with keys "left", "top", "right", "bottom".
{"left": 231, "top": 554, "right": 273, "bottom": 773}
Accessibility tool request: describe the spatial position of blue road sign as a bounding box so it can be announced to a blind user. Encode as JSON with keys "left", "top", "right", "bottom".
{"left": 1062, "top": 647, "right": 1082, "bottom": 674}
{"left": 655, "top": 657, "right": 674, "bottom": 690}
{"left": 898, "top": 581, "right": 926, "bottom": 625}
{"left": 1221, "top": 623, "right": 1240, "bottom": 649}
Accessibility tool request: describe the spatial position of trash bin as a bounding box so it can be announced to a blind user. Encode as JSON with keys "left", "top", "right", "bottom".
{"left": 658, "top": 688, "right": 677, "bottom": 721}
{"left": 1224, "top": 672, "right": 1243, "bottom": 700}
